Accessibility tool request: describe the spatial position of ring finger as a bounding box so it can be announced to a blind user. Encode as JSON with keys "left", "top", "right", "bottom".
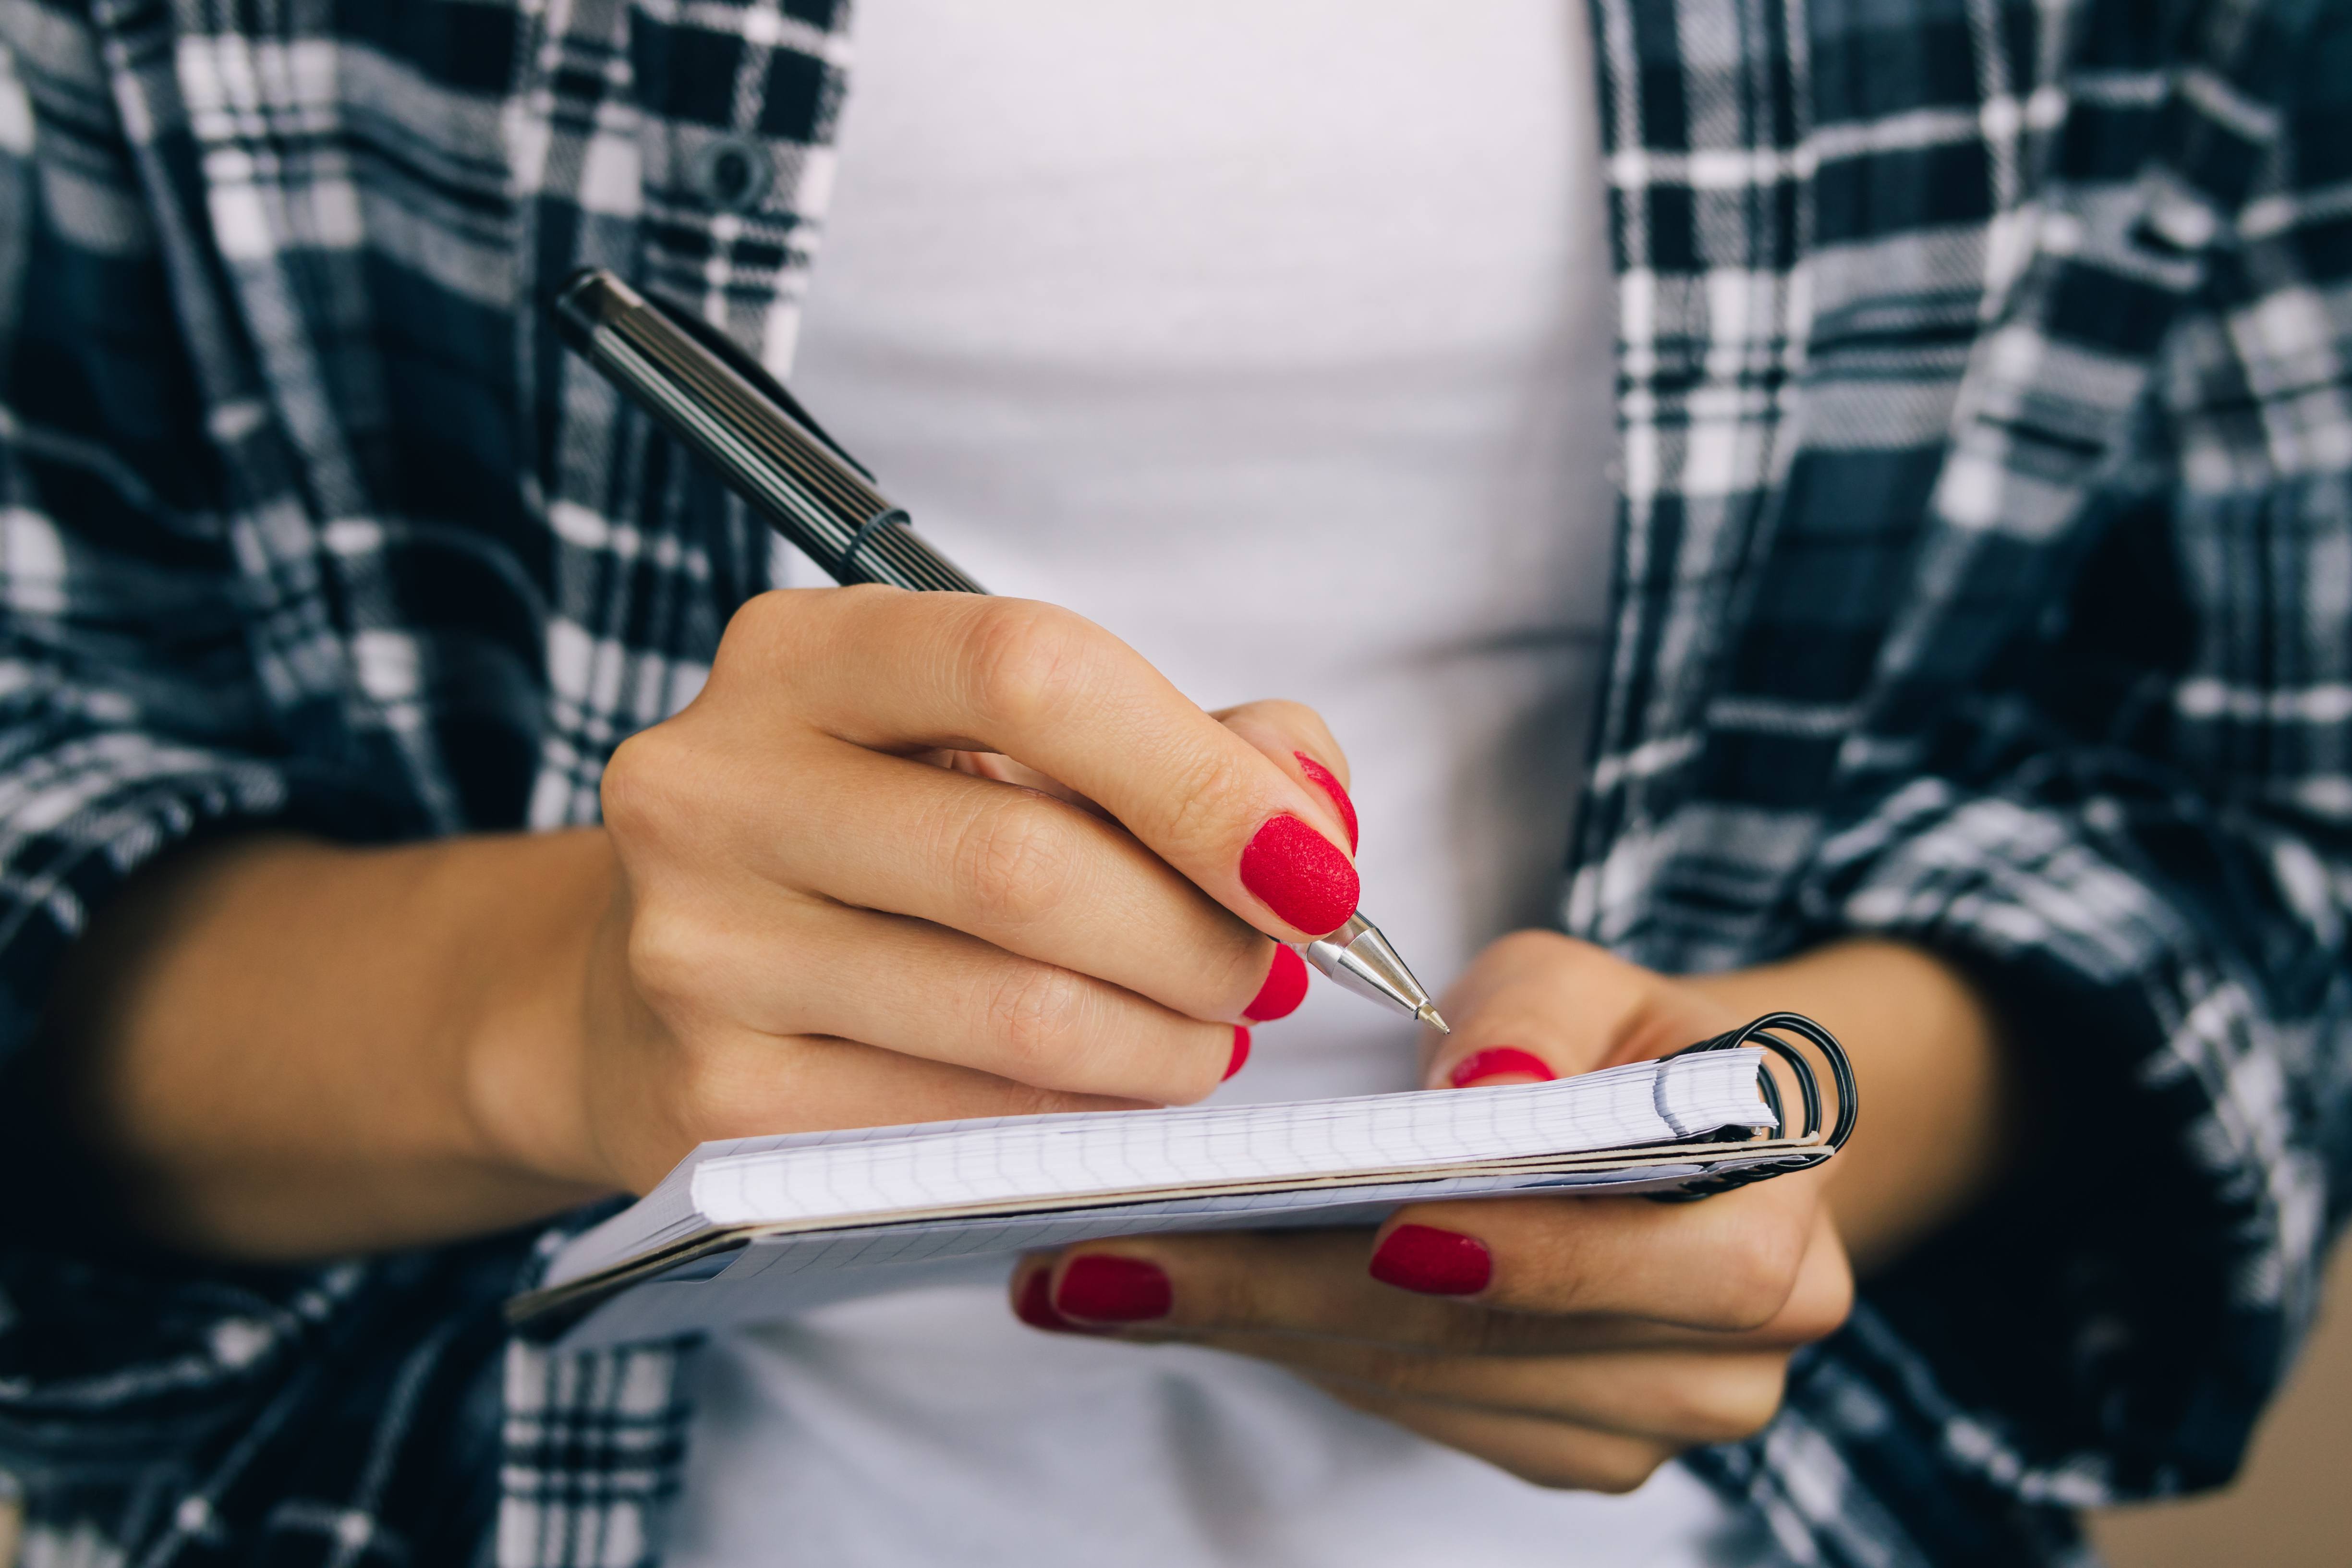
{"left": 753, "top": 739, "right": 1288, "bottom": 1024}
{"left": 1187, "top": 1334, "right": 1788, "bottom": 1446}
{"left": 645, "top": 890, "right": 1248, "bottom": 1104}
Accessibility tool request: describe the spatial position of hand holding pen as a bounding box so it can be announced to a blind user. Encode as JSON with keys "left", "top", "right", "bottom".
{"left": 475, "top": 271, "right": 1446, "bottom": 1195}
{"left": 554, "top": 275, "right": 1443, "bottom": 1020}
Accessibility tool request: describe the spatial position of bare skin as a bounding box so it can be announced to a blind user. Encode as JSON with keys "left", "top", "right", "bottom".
{"left": 49, "top": 587, "right": 1358, "bottom": 1254}
{"left": 39, "top": 586, "right": 2013, "bottom": 1491}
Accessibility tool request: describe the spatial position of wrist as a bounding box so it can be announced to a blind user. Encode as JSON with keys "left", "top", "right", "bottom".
{"left": 450, "top": 828, "right": 623, "bottom": 1196}
{"left": 1685, "top": 938, "right": 2016, "bottom": 1273}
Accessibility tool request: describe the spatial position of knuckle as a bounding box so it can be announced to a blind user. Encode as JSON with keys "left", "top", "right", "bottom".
{"left": 1156, "top": 743, "right": 1253, "bottom": 859}
{"left": 1580, "top": 1443, "right": 1672, "bottom": 1496}
{"left": 670, "top": 1037, "right": 797, "bottom": 1143}
{"left": 1711, "top": 1363, "right": 1791, "bottom": 1442}
{"left": 624, "top": 907, "right": 716, "bottom": 1011}
{"left": 599, "top": 729, "right": 689, "bottom": 843}
{"left": 982, "top": 961, "right": 1093, "bottom": 1080}
{"left": 713, "top": 589, "right": 820, "bottom": 685}
{"left": 720, "top": 587, "right": 794, "bottom": 647}
{"left": 1491, "top": 1221, "right": 1605, "bottom": 1320}
{"left": 962, "top": 600, "right": 1099, "bottom": 728}
{"left": 1773, "top": 1248, "right": 1856, "bottom": 1346}
{"left": 1809, "top": 1264, "right": 1858, "bottom": 1338}
{"left": 1666, "top": 1360, "right": 1789, "bottom": 1444}
{"left": 1510, "top": 1439, "right": 1668, "bottom": 1496}
{"left": 1705, "top": 1223, "right": 1805, "bottom": 1331}
{"left": 953, "top": 795, "right": 1081, "bottom": 930}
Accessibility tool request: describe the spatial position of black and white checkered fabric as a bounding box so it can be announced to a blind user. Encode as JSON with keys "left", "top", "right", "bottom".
{"left": 1, "top": 0, "right": 2347, "bottom": 1564}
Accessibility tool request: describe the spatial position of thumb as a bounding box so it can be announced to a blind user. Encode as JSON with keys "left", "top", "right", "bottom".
{"left": 1419, "top": 933, "right": 1734, "bottom": 1090}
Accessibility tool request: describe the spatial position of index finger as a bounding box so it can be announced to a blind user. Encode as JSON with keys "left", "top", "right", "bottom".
{"left": 1022, "top": 1188, "right": 1850, "bottom": 1352}
{"left": 743, "top": 587, "right": 1363, "bottom": 939}
{"left": 1376, "top": 1177, "right": 1840, "bottom": 1333}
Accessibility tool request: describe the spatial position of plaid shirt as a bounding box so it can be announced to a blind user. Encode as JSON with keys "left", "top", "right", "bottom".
{"left": 1, "top": 0, "right": 2347, "bottom": 1562}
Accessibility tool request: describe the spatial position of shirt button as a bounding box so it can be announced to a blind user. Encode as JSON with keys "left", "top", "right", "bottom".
{"left": 691, "top": 135, "right": 773, "bottom": 213}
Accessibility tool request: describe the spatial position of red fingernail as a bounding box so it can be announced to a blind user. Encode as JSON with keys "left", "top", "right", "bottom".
{"left": 1055, "top": 1255, "right": 1173, "bottom": 1321}
{"left": 1239, "top": 815, "right": 1358, "bottom": 935}
{"left": 1446, "top": 1047, "right": 1556, "bottom": 1088}
{"left": 1224, "top": 1026, "right": 1252, "bottom": 1080}
{"left": 1015, "top": 1268, "right": 1078, "bottom": 1333}
{"left": 1294, "top": 753, "right": 1358, "bottom": 852}
{"left": 1368, "top": 1224, "right": 1491, "bottom": 1296}
{"left": 1243, "top": 945, "right": 1309, "bottom": 1021}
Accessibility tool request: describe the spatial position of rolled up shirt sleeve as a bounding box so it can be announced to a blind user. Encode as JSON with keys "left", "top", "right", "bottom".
{"left": 0, "top": 521, "right": 447, "bottom": 1509}
{"left": 1798, "top": 763, "right": 2349, "bottom": 1501}
{"left": 1773, "top": 4, "right": 2352, "bottom": 1512}
{"left": 0, "top": 18, "right": 439, "bottom": 1531}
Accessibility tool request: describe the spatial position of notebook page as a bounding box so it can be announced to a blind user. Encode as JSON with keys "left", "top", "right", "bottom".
{"left": 688, "top": 1049, "right": 1769, "bottom": 1229}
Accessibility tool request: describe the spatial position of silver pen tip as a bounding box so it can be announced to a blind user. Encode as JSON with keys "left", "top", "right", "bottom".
{"left": 1297, "top": 911, "right": 1449, "bottom": 1033}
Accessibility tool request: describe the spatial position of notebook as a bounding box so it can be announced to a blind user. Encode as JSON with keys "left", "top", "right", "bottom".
{"left": 509, "top": 1013, "right": 1855, "bottom": 1350}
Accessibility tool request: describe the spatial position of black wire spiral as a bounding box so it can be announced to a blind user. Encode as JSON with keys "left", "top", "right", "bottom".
{"left": 1652, "top": 1011, "right": 1858, "bottom": 1199}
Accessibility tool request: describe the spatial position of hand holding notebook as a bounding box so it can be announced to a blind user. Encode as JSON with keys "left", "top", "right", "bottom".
{"left": 511, "top": 1009, "right": 1853, "bottom": 1349}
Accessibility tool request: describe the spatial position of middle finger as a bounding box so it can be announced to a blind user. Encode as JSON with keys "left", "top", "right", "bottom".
{"left": 749, "top": 737, "right": 1289, "bottom": 1023}
{"left": 1220, "top": 1335, "right": 1790, "bottom": 1446}
{"left": 665, "top": 890, "right": 1249, "bottom": 1103}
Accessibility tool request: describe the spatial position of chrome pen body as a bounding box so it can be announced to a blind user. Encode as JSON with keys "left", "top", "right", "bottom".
{"left": 551, "top": 267, "right": 1447, "bottom": 1033}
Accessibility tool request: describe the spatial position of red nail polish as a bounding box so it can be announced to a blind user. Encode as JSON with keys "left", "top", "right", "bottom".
{"left": 1224, "top": 1026, "right": 1252, "bottom": 1080}
{"left": 1243, "top": 945, "right": 1309, "bottom": 1022}
{"left": 1015, "top": 1268, "right": 1078, "bottom": 1332}
{"left": 1446, "top": 1047, "right": 1556, "bottom": 1088}
{"left": 1293, "top": 753, "right": 1358, "bottom": 852}
{"left": 1055, "top": 1255, "right": 1173, "bottom": 1322}
{"left": 1369, "top": 1224, "right": 1491, "bottom": 1296}
{"left": 1239, "top": 815, "right": 1358, "bottom": 935}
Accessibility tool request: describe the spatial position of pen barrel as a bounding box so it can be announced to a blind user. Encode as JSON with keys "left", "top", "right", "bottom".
{"left": 552, "top": 269, "right": 983, "bottom": 594}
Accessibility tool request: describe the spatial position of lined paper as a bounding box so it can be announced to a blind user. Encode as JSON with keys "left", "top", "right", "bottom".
{"left": 690, "top": 1048, "right": 1768, "bottom": 1226}
{"left": 547, "top": 1049, "right": 1774, "bottom": 1295}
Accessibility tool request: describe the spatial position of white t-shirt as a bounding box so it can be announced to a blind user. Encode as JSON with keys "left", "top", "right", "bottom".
{"left": 668, "top": 3, "right": 1759, "bottom": 1563}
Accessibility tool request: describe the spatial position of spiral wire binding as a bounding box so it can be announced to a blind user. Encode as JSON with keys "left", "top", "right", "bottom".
{"left": 1654, "top": 1011, "right": 1857, "bottom": 1200}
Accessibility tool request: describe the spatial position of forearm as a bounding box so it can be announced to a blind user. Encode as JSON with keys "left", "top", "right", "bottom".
{"left": 42, "top": 830, "right": 616, "bottom": 1261}
{"left": 1687, "top": 939, "right": 2018, "bottom": 1276}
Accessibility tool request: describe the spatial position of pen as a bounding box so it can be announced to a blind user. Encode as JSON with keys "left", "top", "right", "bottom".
{"left": 551, "top": 267, "right": 1449, "bottom": 1033}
